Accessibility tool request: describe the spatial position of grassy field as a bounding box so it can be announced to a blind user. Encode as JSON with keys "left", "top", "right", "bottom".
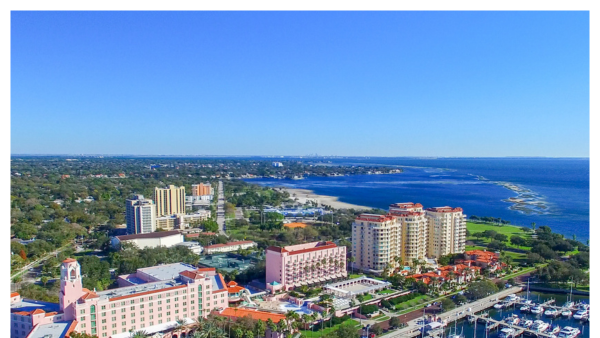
{"left": 394, "top": 294, "right": 432, "bottom": 310}
{"left": 467, "top": 222, "right": 531, "bottom": 237}
{"left": 299, "top": 319, "right": 360, "bottom": 338}
{"left": 377, "top": 289, "right": 396, "bottom": 295}
{"left": 375, "top": 315, "right": 390, "bottom": 322}
{"left": 466, "top": 222, "right": 533, "bottom": 263}
{"left": 359, "top": 294, "right": 374, "bottom": 301}
{"left": 349, "top": 274, "right": 366, "bottom": 279}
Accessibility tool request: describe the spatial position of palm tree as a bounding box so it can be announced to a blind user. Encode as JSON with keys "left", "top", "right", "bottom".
{"left": 531, "top": 222, "right": 536, "bottom": 232}
{"left": 172, "top": 318, "right": 187, "bottom": 338}
{"left": 266, "top": 318, "right": 277, "bottom": 334}
{"left": 191, "top": 316, "right": 206, "bottom": 333}
{"left": 348, "top": 256, "right": 355, "bottom": 274}
{"left": 130, "top": 330, "right": 149, "bottom": 338}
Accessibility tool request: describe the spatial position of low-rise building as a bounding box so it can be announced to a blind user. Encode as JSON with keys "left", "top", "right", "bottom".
{"left": 111, "top": 231, "right": 184, "bottom": 250}
{"left": 204, "top": 241, "right": 257, "bottom": 254}
{"left": 173, "top": 241, "right": 204, "bottom": 254}
{"left": 11, "top": 259, "right": 229, "bottom": 338}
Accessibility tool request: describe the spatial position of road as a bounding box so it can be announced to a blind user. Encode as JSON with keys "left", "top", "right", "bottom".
{"left": 216, "top": 180, "right": 227, "bottom": 236}
{"left": 379, "top": 286, "right": 524, "bottom": 338}
{"left": 11, "top": 243, "right": 71, "bottom": 280}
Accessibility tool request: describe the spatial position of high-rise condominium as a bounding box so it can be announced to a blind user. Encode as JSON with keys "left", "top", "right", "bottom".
{"left": 351, "top": 202, "right": 466, "bottom": 273}
{"left": 389, "top": 202, "right": 429, "bottom": 265}
{"left": 125, "top": 195, "right": 156, "bottom": 234}
{"left": 154, "top": 185, "right": 185, "bottom": 217}
{"left": 425, "top": 207, "right": 466, "bottom": 258}
{"left": 351, "top": 214, "right": 401, "bottom": 273}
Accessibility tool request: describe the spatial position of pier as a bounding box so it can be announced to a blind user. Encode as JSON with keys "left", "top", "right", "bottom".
{"left": 379, "top": 286, "right": 524, "bottom": 338}
{"left": 468, "top": 314, "right": 557, "bottom": 338}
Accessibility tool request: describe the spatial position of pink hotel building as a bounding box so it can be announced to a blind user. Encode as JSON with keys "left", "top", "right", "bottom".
{"left": 11, "top": 258, "right": 230, "bottom": 338}
{"left": 265, "top": 241, "right": 347, "bottom": 292}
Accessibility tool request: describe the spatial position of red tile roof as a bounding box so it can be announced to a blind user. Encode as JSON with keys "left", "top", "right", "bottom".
{"left": 180, "top": 270, "right": 206, "bottom": 280}
{"left": 288, "top": 242, "right": 338, "bottom": 256}
{"left": 109, "top": 284, "right": 187, "bottom": 301}
{"left": 63, "top": 258, "right": 77, "bottom": 263}
{"left": 11, "top": 292, "right": 19, "bottom": 298}
{"left": 218, "top": 308, "right": 286, "bottom": 322}
{"left": 31, "top": 309, "right": 45, "bottom": 315}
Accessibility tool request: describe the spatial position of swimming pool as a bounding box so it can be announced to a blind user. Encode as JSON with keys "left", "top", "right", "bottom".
{"left": 279, "top": 302, "right": 313, "bottom": 315}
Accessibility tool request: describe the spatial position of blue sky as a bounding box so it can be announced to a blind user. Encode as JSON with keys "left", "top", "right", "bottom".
{"left": 11, "top": 11, "right": 589, "bottom": 157}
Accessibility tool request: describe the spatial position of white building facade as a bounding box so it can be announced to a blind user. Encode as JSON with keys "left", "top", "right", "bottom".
{"left": 125, "top": 195, "right": 156, "bottom": 234}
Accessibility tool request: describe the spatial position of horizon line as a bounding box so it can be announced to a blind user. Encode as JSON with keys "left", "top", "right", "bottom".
{"left": 10, "top": 154, "right": 590, "bottom": 159}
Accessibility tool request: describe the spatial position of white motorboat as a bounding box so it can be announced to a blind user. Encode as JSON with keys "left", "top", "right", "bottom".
{"left": 520, "top": 319, "right": 533, "bottom": 328}
{"left": 531, "top": 320, "right": 550, "bottom": 332}
{"left": 520, "top": 305, "right": 531, "bottom": 312}
{"left": 545, "top": 308, "right": 559, "bottom": 317}
{"left": 572, "top": 310, "right": 588, "bottom": 320}
{"left": 530, "top": 306, "right": 545, "bottom": 314}
{"left": 563, "top": 301, "right": 575, "bottom": 309}
{"left": 494, "top": 302, "right": 505, "bottom": 309}
{"left": 503, "top": 314, "right": 520, "bottom": 326}
{"left": 467, "top": 315, "right": 476, "bottom": 324}
{"left": 505, "top": 294, "right": 520, "bottom": 302}
{"left": 561, "top": 310, "right": 572, "bottom": 317}
{"left": 557, "top": 326, "right": 581, "bottom": 338}
{"left": 548, "top": 325, "right": 561, "bottom": 335}
{"left": 499, "top": 327, "right": 517, "bottom": 338}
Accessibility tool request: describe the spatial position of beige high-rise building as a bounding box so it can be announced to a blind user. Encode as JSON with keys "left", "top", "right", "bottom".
{"left": 351, "top": 214, "right": 401, "bottom": 273}
{"left": 425, "top": 207, "right": 466, "bottom": 258}
{"left": 154, "top": 185, "right": 186, "bottom": 217}
{"left": 192, "top": 183, "right": 213, "bottom": 196}
{"left": 389, "top": 203, "right": 429, "bottom": 266}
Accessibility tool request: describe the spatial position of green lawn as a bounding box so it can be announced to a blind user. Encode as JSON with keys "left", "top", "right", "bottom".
{"left": 375, "top": 315, "right": 390, "bottom": 322}
{"left": 299, "top": 319, "right": 359, "bottom": 338}
{"left": 394, "top": 294, "right": 432, "bottom": 310}
{"left": 358, "top": 294, "right": 373, "bottom": 301}
{"left": 501, "top": 266, "right": 537, "bottom": 280}
{"left": 349, "top": 274, "right": 366, "bottom": 279}
{"left": 466, "top": 222, "right": 532, "bottom": 253}
{"left": 377, "top": 289, "right": 395, "bottom": 295}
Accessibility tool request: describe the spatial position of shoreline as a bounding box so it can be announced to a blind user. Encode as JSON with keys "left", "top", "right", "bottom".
{"left": 277, "top": 187, "right": 373, "bottom": 211}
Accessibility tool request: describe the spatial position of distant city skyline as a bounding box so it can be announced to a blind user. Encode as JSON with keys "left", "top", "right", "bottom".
{"left": 11, "top": 11, "right": 589, "bottom": 157}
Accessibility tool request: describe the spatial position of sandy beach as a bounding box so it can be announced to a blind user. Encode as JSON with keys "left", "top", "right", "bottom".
{"left": 279, "top": 188, "right": 372, "bottom": 210}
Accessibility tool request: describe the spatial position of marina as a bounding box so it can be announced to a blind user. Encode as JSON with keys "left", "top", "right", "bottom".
{"left": 379, "top": 290, "right": 589, "bottom": 338}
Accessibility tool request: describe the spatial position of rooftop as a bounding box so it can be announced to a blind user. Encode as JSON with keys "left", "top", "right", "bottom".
{"left": 355, "top": 214, "right": 395, "bottom": 223}
{"left": 97, "top": 279, "right": 185, "bottom": 301}
{"left": 204, "top": 241, "right": 256, "bottom": 249}
{"left": 283, "top": 222, "right": 307, "bottom": 228}
{"left": 115, "top": 230, "right": 181, "bottom": 241}
{"left": 11, "top": 299, "right": 61, "bottom": 313}
{"left": 218, "top": 308, "right": 286, "bottom": 322}
{"left": 425, "top": 206, "right": 463, "bottom": 213}
{"left": 136, "top": 262, "right": 198, "bottom": 282}
{"left": 27, "top": 321, "right": 77, "bottom": 338}
{"left": 266, "top": 241, "right": 340, "bottom": 255}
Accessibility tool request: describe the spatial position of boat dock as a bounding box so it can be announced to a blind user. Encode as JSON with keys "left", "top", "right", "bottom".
{"left": 379, "top": 286, "right": 524, "bottom": 338}
{"left": 469, "top": 314, "right": 557, "bottom": 338}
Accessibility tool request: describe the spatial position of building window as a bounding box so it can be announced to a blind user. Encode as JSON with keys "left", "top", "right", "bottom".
{"left": 80, "top": 310, "right": 86, "bottom": 314}
{"left": 90, "top": 305, "right": 96, "bottom": 313}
